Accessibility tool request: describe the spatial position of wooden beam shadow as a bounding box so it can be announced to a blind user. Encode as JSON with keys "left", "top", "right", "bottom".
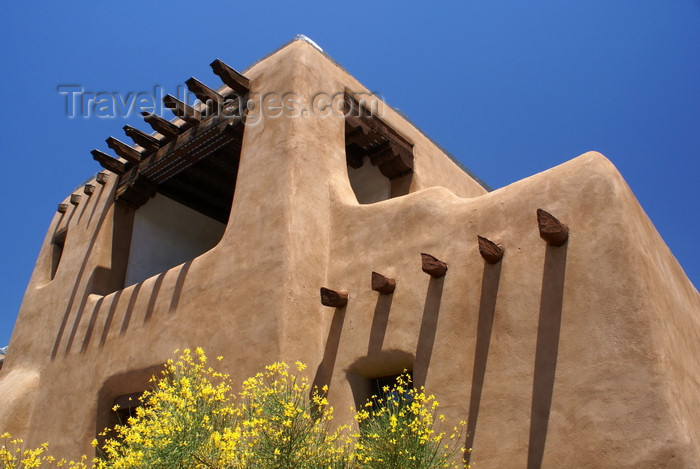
{"left": 51, "top": 197, "right": 116, "bottom": 361}
{"left": 465, "top": 261, "right": 502, "bottom": 464}
{"left": 86, "top": 183, "right": 106, "bottom": 229}
{"left": 99, "top": 290, "right": 122, "bottom": 348}
{"left": 312, "top": 307, "right": 347, "bottom": 395}
{"left": 64, "top": 267, "right": 111, "bottom": 355}
{"left": 367, "top": 294, "right": 393, "bottom": 355}
{"left": 168, "top": 261, "right": 193, "bottom": 315}
{"left": 120, "top": 283, "right": 143, "bottom": 335}
{"left": 143, "top": 272, "right": 166, "bottom": 323}
{"left": 80, "top": 296, "right": 104, "bottom": 354}
{"left": 413, "top": 277, "right": 445, "bottom": 388}
{"left": 527, "top": 243, "right": 568, "bottom": 469}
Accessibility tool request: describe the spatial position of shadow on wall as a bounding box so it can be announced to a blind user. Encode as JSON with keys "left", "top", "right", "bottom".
{"left": 312, "top": 306, "right": 347, "bottom": 395}
{"left": 527, "top": 243, "right": 568, "bottom": 469}
{"left": 413, "top": 276, "right": 445, "bottom": 388}
{"left": 51, "top": 184, "right": 133, "bottom": 361}
{"left": 465, "top": 260, "right": 503, "bottom": 465}
{"left": 367, "top": 293, "right": 394, "bottom": 356}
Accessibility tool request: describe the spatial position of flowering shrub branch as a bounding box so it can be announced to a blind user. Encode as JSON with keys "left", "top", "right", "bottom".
{"left": 2, "top": 349, "right": 469, "bottom": 468}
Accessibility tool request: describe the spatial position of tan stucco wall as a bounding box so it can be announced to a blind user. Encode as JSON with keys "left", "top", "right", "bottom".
{"left": 1, "top": 38, "right": 698, "bottom": 468}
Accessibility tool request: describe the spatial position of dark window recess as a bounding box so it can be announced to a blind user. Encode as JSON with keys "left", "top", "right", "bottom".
{"left": 112, "top": 391, "right": 145, "bottom": 425}
{"left": 50, "top": 228, "right": 67, "bottom": 280}
{"left": 371, "top": 371, "right": 414, "bottom": 403}
{"left": 344, "top": 92, "right": 414, "bottom": 204}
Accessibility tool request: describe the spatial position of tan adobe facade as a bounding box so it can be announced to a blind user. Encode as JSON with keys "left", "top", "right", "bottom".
{"left": 1, "top": 37, "right": 699, "bottom": 468}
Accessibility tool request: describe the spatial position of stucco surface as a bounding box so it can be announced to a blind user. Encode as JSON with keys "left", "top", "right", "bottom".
{"left": 0, "top": 39, "right": 698, "bottom": 467}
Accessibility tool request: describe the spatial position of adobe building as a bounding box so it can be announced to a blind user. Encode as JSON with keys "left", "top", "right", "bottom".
{"left": 1, "top": 36, "right": 698, "bottom": 468}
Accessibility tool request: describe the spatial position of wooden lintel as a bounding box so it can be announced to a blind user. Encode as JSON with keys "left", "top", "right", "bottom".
{"left": 57, "top": 203, "right": 69, "bottom": 213}
{"left": 344, "top": 93, "right": 413, "bottom": 156}
{"left": 477, "top": 235, "right": 504, "bottom": 263}
{"left": 163, "top": 95, "right": 201, "bottom": 124}
{"left": 91, "top": 149, "right": 127, "bottom": 175}
{"left": 70, "top": 193, "right": 81, "bottom": 205}
{"left": 421, "top": 253, "right": 448, "bottom": 278}
{"left": 210, "top": 59, "right": 250, "bottom": 96}
{"left": 83, "top": 184, "right": 95, "bottom": 196}
{"left": 185, "top": 77, "right": 224, "bottom": 108}
{"left": 320, "top": 287, "right": 348, "bottom": 308}
{"left": 345, "top": 144, "right": 365, "bottom": 168}
{"left": 371, "top": 271, "right": 396, "bottom": 295}
{"left": 537, "top": 209, "right": 569, "bottom": 246}
{"left": 106, "top": 137, "right": 143, "bottom": 164}
{"left": 345, "top": 125, "right": 370, "bottom": 146}
{"left": 123, "top": 125, "right": 162, "bottom": 153}
{"left": 115, "top": 175, "right": 157, "bottom": 209}
{"left": 96, "top": 171, "right": 110, "bottom": 185}
{"left": 378, "top": 151, "right": 413, "bottom": 179}
{"left": 368, "top": 145, "right": 395, "bottom": 167}
{"left": 141, "top": 111, "right": 183, "bottom": 139}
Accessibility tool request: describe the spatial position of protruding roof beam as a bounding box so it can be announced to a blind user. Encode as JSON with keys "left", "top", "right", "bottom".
{"left": 83, "top": 184, "right": 95, "bottom": 196}
{"left": 57, "top": 203, "right": 69, "bottom": 213}
{"left": 320, "top": 287, "right": 349, "bottom": 308}
{"left": 537, "top": 209, "right": 569, "bottom": 246}
{"left": 163, "top": 94, "right": 201, "bottom": 124}
{"left": 210, "top": 59, "right": 250, "bottom": 95}
{"left": 70, "top": 194, "right": 82, "bottom": 205}
{"left": 421, "top": 253, "right": 448, "bottom": 278}
{"left": 185, "top": 77, "right": 224, "bottom": 110}
{"left": 96, "top": 171, "right": 109, "bottom": 185}
{"left": 91, "top": 149, "right": 127, "bottom": 175}
{"left": 345, "top": 125, "right": 370, "bottom": 146}
{"left": 141, "top": 111, "right": 183, "bottom": 139}
{"left": 478, "top": 235, "right": 504, "bottom": 263}
{"left": 106, "top": 137, "right": 143, "bottom": 164}
{"left": 371, "top": 272, "right": 396, "bottom": 295}
{"left": 123, "top": 125, "right": 162, "bottom": 153}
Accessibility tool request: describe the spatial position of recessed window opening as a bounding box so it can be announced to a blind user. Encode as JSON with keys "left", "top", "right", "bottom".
{"left": 371, "top": 371, "right": 414, "bottom": 404}
{"left": 122, "top": 139, "right": 240, "bottom": 287}
{"left": 50, "top": 228, "right": 67, "bottom": 280}
{"left": 344, "top": 92, "right": 414, "bottom": 204}
{"left": 112, "top": 391, "right": 145, "bottom": 426}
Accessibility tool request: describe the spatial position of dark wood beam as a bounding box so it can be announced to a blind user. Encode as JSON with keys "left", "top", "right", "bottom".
{"left": 123, "top": 125, "right": 162, "bottom": 153}
{"left": 537, "top": 209, "right": 569, "bottom": 246}
{"left": 344, "top": 93, "right": 413, "bottom": 157}
{"left": 96, "top": 171, "right": 110, "bottom": 185}
{"left": 421, "top": 253, "right": 448, "bottom": 278}
{"left": 83, "top": 184, "right": 95, "bottom": 196}
{"left": 345, "top": 144, "right": 365, "bottom": 169}
{"left": 141, "top": 111, "right": 183, "bottom": 139}
{"left": 345, "top": 125, "right": 370, "bottom": 146}
{"left": 57, "top": 203, "right": 69, "bottom": 213}
{"left": 163, "top": 95, "right": 201, "bottom": 124}
{"left": 91, "top": 149, "right": 127, "bottom": 175}
{"left": 371, "top": 272, "right": 396, "bottom": 295}
{"left": 478, "top": 235, "right": 504, "bottom": 263}
{"left": 106, "top": 137, "right": 143, "bottom": 164}
{"left": 185, "top": 77, "right": 224, "bottom": 110}
{"left": 320, "top": 288, "right": 349, "bottom": 308}
{"left": 210, "top": 59, "right": 250, "bottom": 96}
{"left": 70, "top": 194, "right": 81, "bottom": 205}
{"left": 378, "top": 153, "right": 413, "bottom": 179}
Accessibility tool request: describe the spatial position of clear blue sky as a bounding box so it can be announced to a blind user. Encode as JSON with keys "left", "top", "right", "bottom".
{"left": 1, "top": 1, "right": 698, "bottom": 347}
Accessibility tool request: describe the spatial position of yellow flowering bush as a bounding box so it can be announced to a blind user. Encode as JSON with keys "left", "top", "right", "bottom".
{"left": 0, "top": 433, "right": 89, "bottom": 469}
{"left": 3, "top": 349, "right": 468, "bottom": 468}
{"left": 351, "top": 372, "right": 467, "bottom": 469}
